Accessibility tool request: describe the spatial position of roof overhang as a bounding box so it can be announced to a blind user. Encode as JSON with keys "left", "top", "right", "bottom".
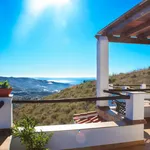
{"left": 96, "top": 0, "right": 150, "bottom": 44}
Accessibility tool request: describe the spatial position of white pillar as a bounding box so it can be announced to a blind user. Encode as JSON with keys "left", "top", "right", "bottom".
{"left": 96, "top": 36, "right": 109, "bottom": 106}
{"left": 126, "top": 92, "right": 145, "bottom": 120}
{"left": 140, "top": 84, "right": 146, "bottom": 89}
{"left": 0, "top": 95, "right": 13, "bottom": 129}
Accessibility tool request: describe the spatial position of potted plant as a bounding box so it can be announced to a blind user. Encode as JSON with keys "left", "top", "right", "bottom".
{"left": 0, "top": 80, "right": 12, "bottom": 97}
{"left": 12, "top": 116, "right": 53, "bottom": 150}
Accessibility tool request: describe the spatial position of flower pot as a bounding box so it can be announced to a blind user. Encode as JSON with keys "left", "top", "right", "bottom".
{"left": 0, "top": 88, "right": 12, "bottom": 97}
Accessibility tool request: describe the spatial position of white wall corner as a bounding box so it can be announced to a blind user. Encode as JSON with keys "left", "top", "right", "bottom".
{"left": 0, "top": 95, "right": 13, "bottom": 129}
{"left": 126, "top": 92, "right": 145, "bottom": 120}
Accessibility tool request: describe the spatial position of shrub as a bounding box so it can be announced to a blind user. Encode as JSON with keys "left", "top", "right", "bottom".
{"left": 0, "top": 80, "right": 12, "bottom": 89}
{"left": 12, "top": 116, "right": 53, "bottom": 150}
{"left": 147, "top": 71, "right": 150, "bottom": 75}
{"left": 109, "top": 78, "right": 116, "bottom": 83}
{"left": 131, "top": 74, "right": 137, "bottom": 78}
{"left": 51, "top": 113, "right": 59, "bottom": 120}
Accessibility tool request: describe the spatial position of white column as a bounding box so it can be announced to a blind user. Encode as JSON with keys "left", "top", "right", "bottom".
{"left": 126, "top": 92, "right": 145, "bottom": 120}
{"left": 0, "top": 95, "right": 13, "bottom": 129}
{"left": 96, "top": 36, "right": 109, "bottom": 106}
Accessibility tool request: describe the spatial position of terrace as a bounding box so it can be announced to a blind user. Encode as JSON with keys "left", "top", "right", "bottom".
{"left": 0, "top": 0, "right": 150, "bottom": 149}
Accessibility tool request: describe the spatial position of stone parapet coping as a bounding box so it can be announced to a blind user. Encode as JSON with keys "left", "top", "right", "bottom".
{"left": 35, "top": 118, "right": 146, "bottom": 133}
{"left": 0, "top": 94, "right": 13, "bottom": 99}
{"left": 35, "top": 121, "right": 118, "bottom": 132}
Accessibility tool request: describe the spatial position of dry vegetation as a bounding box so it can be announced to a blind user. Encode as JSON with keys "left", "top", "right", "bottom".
{"left": 13, "top": 67, "right": 150, "bottom": 125}
{"left": 13, "top": 81, "right": 96, "bottom": 125}
{"left": 109, "top": 67, "right": 150, "bottom": 85}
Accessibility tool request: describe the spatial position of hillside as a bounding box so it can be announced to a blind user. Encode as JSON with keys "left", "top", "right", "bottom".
{"left": 13, "top": 67, "right": 150, "bottom": 125}
{"left": 0, "top": 77, "right": 71, "bottom": 100}
{"left": 109, "top": 67, "right": 150, "bottom": 85}
{"left": 13, "top": 81, "right": 96, "bottom": 125}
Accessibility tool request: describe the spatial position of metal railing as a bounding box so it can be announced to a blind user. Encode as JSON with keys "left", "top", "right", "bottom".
{"left": 105, "top": 87, "right": 150, "bottom": 115}
{"left": 103, "top": 90, "right": 123, "bottom": 96}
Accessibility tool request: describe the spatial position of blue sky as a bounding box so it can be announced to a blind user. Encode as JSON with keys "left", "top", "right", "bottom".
{"left": 0, "top": 0, "right": 149, "bottom": 77}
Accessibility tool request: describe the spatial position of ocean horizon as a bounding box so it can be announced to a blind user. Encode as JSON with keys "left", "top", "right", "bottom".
{"left": 36, "top": 77, "right": 96, "bottom": 85}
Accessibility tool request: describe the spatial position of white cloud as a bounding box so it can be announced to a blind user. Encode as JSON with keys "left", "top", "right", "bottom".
{"left": 13, "top": 0, "right": 73, "bottom": 41}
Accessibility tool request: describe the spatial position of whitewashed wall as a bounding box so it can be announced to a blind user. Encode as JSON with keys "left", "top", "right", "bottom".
{"left": 10, "top": 122, "right": 144, "bottom": 150}
{"left": 144, "top": 93, "right": 150, "bottom": 118}
{"left": 145, "top": 105, "right": 150, "bottom": 118}
{"left": 0, "top": 96, "right": 13, "bottom": 129}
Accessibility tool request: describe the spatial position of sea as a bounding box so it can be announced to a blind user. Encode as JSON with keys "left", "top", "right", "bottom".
{"left": 37, "top": 77, "right": 96, "bottom": 85}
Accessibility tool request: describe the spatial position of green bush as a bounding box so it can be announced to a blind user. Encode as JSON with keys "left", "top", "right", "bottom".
{"left": 109, "top": 78, "right": 116, "bottom": 83}
{"left": 147, "top": 71, "right": 150, "bottom": 75}
{"left": 131, "top": 74, "right": 137, "bottom": 78}
{"left": 0, "top": 80, "right": 12, "bottom": 89}
{"left": 12, "top": 116, "right": 53, "bottom": 150}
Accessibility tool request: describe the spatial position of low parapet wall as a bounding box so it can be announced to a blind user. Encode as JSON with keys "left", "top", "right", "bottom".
{"left": 10, "top": 122, "right": 144, "bottom": 150}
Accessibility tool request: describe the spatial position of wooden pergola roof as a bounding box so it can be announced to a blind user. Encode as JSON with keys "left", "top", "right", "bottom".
{"left": 96, "top": 0, "right": 150, "bottom": 44}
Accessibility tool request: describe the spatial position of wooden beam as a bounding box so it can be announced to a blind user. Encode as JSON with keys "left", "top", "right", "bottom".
{"left": 108, "top": 36, "right": 150, "bottom": 44}
{"left": 123, "top": 118, "right": 147, "bottom": 125}
{"left": 103, "top": 90, "right": 123, "bottom": 96}
{"left": 12, "top": 95, "right": 130, "bottom": 104}
{"left": 114, "top": 84, "right": 150, "bottom": 87}
{"left": 97, "top": 0, "right": 150, "bottom": 36}
{"left": 109, "top": 88, "right": 150, "bottom": 92}
{"left": 122, "top": 19, "right": 150, "bottom": 37}
{"left": 137, "top": 29, "right": 150, "bottom": 38}
{"left": 107, "top": 6, "right": 150, "bottom": 35}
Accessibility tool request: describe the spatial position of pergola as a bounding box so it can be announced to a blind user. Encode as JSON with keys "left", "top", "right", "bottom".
{"left": 95, "top": 0, "right": 150, "bottom": 106}
{"left": 1, "top": 2, "right": 150, "bottom": 149}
